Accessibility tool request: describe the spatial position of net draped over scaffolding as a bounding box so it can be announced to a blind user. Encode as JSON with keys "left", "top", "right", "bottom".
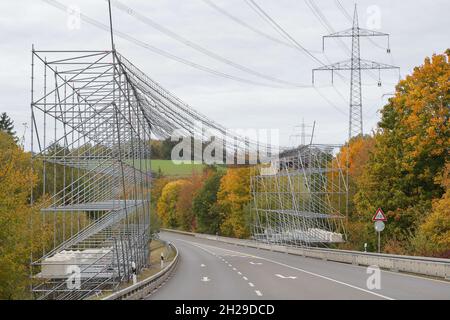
{"left": 29, "top": 48, "right": 278, "bottom": 300}
{"left": 251, "top": 144, "right": 347, "bottom": 247}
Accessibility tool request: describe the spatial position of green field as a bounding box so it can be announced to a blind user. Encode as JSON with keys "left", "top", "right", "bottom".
{"left": 150, "top": 160, "right": 207, "bottom": 176}
{"left": 128, "top": 159, "right": 226, "bottom": 177}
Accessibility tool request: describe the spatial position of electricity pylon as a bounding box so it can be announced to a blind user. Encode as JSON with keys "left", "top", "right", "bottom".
{"left": 313, "top": 5, "right": 399, "bottom": 141}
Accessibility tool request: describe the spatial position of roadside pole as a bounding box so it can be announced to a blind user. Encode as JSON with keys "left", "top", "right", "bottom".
{"left": 378, "top": 231, "right": 381, "bottom": 253}
{"left": 372, "top": 208, "right": 387, "bottom": 253}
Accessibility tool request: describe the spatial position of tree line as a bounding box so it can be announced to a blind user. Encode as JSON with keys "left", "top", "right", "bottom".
{"left": 336, "top": 50, "right": 449, "bottom": 257}
{"left": 154, "top": 166, "right": 253, "bottom": 239}
{"left": 153, "top": 50, "right": 449, "bottom": 258}
{"left": 0, "top": 49, "right": 448, "bottom": 299}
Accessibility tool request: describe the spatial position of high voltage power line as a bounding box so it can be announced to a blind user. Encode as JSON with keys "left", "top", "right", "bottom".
{"left": 313, "top": 5, "right": 399, "bottom": 140}
{"left": 202, "top": 0, "right": 349, "bottom": 114}
{"left": 306, "top": 0, "right": 384, "bottom": 84}
{"left": 41, "top": 0, "right": 307, "bottom": 89}
{"left": 305, "top": 0, "right": 350, "bottom": 55}
{"left": 335, "top": 0, "right": 399, "bottom": 74}
{"left": 201, "top": 0, "right": 323, "bottom": 54}
{"left": 42, "top": 0, "right": 389, "bottom": 118}
{"left": 242, "top": 0, "right": 349, "bottom": 114}
{"left": 110, "top": 0, "right": 310, "bottom": 88}
{"left": 336, "top": 0, "right": 388, "bottom": 51}
{"left": 243, "top": 0, "right": 326, "bottom": 67}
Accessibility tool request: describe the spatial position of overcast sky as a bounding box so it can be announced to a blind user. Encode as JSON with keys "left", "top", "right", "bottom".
{"left": 0, "top": 0, "right": 448, "bottom": 148}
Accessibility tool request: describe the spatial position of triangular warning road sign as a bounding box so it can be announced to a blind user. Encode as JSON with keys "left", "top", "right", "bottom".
{"left": 372, "top": 208, "right": 387, "bottom": 221}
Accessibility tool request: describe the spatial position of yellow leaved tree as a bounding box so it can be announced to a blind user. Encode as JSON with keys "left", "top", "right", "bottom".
{"left": 217, "top": 167, "right": 252, "bottom": 238}
{"left": 0, "top": 132, "right": 51, "bottom": 299}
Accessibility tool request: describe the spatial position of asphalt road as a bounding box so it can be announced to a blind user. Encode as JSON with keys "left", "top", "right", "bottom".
{"left": 146, "top": 232, "right": 450, "bottom": 300}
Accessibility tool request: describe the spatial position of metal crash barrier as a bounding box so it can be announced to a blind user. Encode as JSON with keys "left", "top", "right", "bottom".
{"left": 162, "top": 229, "right": 450, "bottom": 280}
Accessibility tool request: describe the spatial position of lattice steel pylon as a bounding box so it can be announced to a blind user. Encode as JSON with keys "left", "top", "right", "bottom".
{"left": 312, "top": 5, "right": 399, "bottom": 140}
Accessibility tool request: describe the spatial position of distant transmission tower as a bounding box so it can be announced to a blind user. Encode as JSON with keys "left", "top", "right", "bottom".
{"left": 289, "top": 119, "right": 315, "bottom": 146}
{"left": 313, "top": 5, "right": 399, "bottom": 141}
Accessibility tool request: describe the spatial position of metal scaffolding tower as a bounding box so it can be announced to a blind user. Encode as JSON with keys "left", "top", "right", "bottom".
{"left": 312, "top": 5, "right": 399, "bottom": 140}
{"left": 251, "top": 145, "right": 347, "bottom": 247}
{"left": 29, "top": 49, "right": 154, "bottom": 300}
{"left": 29, "top": 44, "right": 278, "bottom": 299}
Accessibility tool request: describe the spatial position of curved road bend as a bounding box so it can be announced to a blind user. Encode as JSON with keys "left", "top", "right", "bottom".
{"left": 146, "top": 232, "right": 450, "bottom": 300}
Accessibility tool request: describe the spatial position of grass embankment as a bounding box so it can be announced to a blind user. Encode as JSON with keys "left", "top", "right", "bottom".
{"left": 137, "top": 239, "right": 176, "bottom": 280}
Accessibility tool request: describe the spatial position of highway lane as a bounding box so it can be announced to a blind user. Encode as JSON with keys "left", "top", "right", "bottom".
{"left": 147, "top": 232, "right": 450, "bottom": 300}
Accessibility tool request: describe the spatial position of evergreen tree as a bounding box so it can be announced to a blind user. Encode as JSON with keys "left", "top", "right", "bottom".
{"left": 0, "top": 112, "right": 16, "bottom": 138}
{"left": 192, "top": 171, "right": 224, "bottom": 234}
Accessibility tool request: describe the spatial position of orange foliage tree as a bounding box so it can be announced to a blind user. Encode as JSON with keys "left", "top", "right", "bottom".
{"left": 353, "top": 49, "right": 450, "bottom": 254}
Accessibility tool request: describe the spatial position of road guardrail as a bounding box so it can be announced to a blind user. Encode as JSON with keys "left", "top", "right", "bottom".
{"left": 102, "top": 241, "right": 179, "bottom": 300}
{"left": 161, "top": 228, "right": 450, "bottom": 280}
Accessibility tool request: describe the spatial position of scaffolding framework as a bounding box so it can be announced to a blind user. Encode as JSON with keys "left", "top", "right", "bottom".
{"left": 29, "top": 45, "right": 279, "bottom": 299}
{"left": 251, "top": 145, "right": 347, "bottom": 247}
{"left": 30, "top": 49, "right": 154, "bottom": 300}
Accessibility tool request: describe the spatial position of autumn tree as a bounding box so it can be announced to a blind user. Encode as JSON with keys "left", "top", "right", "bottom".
{"left": 333, "top": 135, "right": 375, "bottom": 216}
{"left": 176, "top": 173, "right": 205, "bottom": 231}
{"left": 217, "top": 167, "right": 252, "bottom": 238}
{"left": 354, "top": 49, "right": 450, "bottom": 253}
{"left": 156, "top": 180, "right": 189, "bottom": 228}
{"left": 193, "top": 170, "right": 224, "bottom": 234}
{"left": 0, "top": 132, "right": 51, "bottom": 299}
{"left": 330, "top": 135, "right": 376, "bottom": 250}
{"left": 412, "top": 162, "right": 450, "bottom": 257}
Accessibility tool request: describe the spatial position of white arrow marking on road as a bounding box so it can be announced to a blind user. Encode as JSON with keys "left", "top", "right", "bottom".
{"left": 275, "top": 274, "right": 297, "bottom": 279}
{"left": 249, "top": 261, "right": 262, "bottom": 265}
{"left": 201, "top": 277, "right": 211, "bottom": 282}
{"left": 200, "top": 264, "right": 206, "bottom": 267}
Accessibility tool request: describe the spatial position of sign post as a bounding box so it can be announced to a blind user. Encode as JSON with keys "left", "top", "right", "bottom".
{"left": 372, "top": 208, "right": 387, "bottom": 253}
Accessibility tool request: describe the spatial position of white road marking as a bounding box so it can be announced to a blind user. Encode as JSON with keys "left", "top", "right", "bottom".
{"left": 276, "top": 274, "right": 297, "bottom": 279}
{"left": 178, "top": 238, "right": 395, "bottom": 300}
{"left": 228, "top": 264, "right": 232, "bottom": 267}
{"left": 243, "top": 276, "right": 248, "bottom": 281}
{"left": 233, "top": 268, "right": 237, "bottom": 271}
{"left": 248, "top": 282, "right": 254, "bottom": 287}
{"left": 238, "top": 272, "right": 242, "bottom": 275}
{"left": 249, "top": 261, "right": 263, "bottom": 265}
{"left": 255, "top": 290, "right": 263, "bottom": 296}
{"left": 200, "top": 264, "right": 206, "bottom": 267}
{"left": 201, "top": 277, "right": 210, "bottom": 282}
{"left": 221, "top": 254, "right": 250, "bottom": 258}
